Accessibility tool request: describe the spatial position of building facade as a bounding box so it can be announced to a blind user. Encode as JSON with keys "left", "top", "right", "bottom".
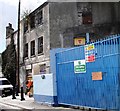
{"left": 63, "top": 2, "right": 120, "bottom": 47}
{"left": 19, "top": 2, "right": 80, "bottom": 86}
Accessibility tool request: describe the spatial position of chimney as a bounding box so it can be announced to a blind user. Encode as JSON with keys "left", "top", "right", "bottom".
{"left": 6, "top": 23, "right": 14, "bottom": 38}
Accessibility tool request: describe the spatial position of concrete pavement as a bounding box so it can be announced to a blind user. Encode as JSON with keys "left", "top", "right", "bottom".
{"left": 0, "top": 95, "right": 105, "bottom": 111}
{"left": 0, "top": 94, "right": 74, "bottom": 110}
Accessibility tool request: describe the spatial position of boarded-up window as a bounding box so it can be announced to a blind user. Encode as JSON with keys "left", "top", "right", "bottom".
{"left": 77, "top": 3, "right": 92, "bottom": 25}
{"left": 82, "top": 12, "right": 92, "bottom": 24}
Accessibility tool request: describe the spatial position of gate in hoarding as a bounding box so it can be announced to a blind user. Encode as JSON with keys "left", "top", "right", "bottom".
{"left": 56, "top": 35, "right": 120, "bottom": 110}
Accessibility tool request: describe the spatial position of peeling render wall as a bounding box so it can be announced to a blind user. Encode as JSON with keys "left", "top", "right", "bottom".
{"left": 92, "top": 3, "right": 113, "bottom": 24}
{"left": 20, "top": 3, "right": 50, "bottom": 86}
{"left": 20, "top": 2, "right": 81, "bottom": 77}
{"left": 62, "top": 2, "right": 120, "bottom": 47}
{"left": 23, "top": 4, "right": 50, "bottom": 65}
{"left": 49, "top": 2, "right": 79, "bottom": 49}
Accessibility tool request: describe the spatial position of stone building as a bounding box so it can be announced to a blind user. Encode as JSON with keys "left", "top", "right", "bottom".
{"left": 14, "top": 2, "right": 120, "bottom": 90}
{"left": 6, "top": 23, "right": 17, "bottom": 50}
{"left": 19, "top": 2, "right": 80, "bottom": 84}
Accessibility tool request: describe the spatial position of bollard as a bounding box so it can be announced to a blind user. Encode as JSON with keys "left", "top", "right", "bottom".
{"left": 12, "top": 86, "right": 16, "bottom": 99}
{"left": 21, "top": 87, "right": 25, "bottom": 101}
{"left": 15, "top": 85, "right": 19, "bottom": 96}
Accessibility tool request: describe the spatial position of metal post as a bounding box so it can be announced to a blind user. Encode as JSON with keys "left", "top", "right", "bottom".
{"left": 21, "top": 87, "right": 25, "bottom": 101}
{"left": 16, "top": 0, "right": 21, "bottom": 96}
{"left": 17, "top": 0, "right": 25, "bottom": 100}
{"left": 86, "top": 33, "right": 90, "bottom": 44}
{"left": 12, "top": 86, "right": 16, "bottom": 99}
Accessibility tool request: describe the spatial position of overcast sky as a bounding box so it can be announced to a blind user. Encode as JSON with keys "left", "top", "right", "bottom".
{"left": 0, "top": 0, "right": 46, "bottom": 53}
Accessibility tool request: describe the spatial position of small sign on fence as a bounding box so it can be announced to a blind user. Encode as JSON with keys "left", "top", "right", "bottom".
{"left": 92, "top": 72, "right": 102, "bottom": 80}
{"left": 74, "top": 37, "right": 85, "bottom": 46}
{"left": 85, "top": 44, "right": 95, "bottom": 62}
{"left": 74, "top": 60, "right": 86, "bottom": 73}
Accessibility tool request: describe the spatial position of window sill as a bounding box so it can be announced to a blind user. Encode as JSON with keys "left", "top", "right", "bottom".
{"left": 37, "top": 22, "right": 43, "bottom": 27}
{"left": 38, "top": 53, "right": 44, "bottom": 56}
{"left": 30, "top": 55, "right": 36, "bottom": 58}
{"left": 24, "top": 57, "right": 29, "bottom": 60}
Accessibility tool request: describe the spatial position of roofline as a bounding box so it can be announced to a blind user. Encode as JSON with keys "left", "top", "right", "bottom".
{"left": 29, "top": 2, "right": 49, "bottom": 15}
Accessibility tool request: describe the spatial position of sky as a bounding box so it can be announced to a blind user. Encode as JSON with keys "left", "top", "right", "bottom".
{"left": 0, "top": 0, "right": 46, "bottom": 53}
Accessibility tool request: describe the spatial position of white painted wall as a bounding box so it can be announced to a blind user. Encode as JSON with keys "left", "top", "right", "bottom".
{"left": 33, "top": 73, "right": 57, "bottom": 96}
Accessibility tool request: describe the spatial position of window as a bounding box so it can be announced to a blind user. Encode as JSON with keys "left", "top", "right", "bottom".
{"left": 26, "top": 69, "right": 32, "bottom": 77}
{"left": 39, "top": 64, "right": 46, "bottom": 74}
{"left": 82, "top": 12, "right": 92, "bottom": 24}
{"left": 36, "top": 10, "right": 43, "bottom": 25}
{"left": 38, "top": 37, "right": 43, "bottom": 54}
{"left": 31, "top": 40, "right": 35, "bottom": 56}
{"left": 30, "top": 14, "right": 35, "bottom": 29}
{"left": 24, "top": 43, "right": 28, "bottom": 58}
{"left": 77, "top": 3, "right": 92, "bottom": 25}
{"left": 24, "top": 20, "right": 28, "bottom": 33}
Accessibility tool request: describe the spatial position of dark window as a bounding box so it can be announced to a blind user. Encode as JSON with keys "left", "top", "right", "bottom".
{"left": 82, "top": 12, "right": 92, "bottom": 24}
{"left": 36, "top": 10, "right": 43, "bottom": 25}
{"left": 26, "top": 69, "right": 32, "bottom": 77}
{"left": 39, "top": 64, "right": 46, "bottom": 74}
{"left": 38, "top": 37, "right": 43, "bottom": 54}
{"left": 24, "top": 43, "right": 28, "bottom": 58}
{"left": 30, "top": 14, "right": 35, "bottom": 29}
{"left": 77, "top": 3, "right": 92, "bottom": 25}
{"left": 31, "top": 40, "right": 35, "bottom": 56}
{"left": 24, "top": 20, "right": 28, "bottom": 33}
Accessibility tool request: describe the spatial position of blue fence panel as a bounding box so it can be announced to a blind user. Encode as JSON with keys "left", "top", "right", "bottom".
{"left": 56, "top": 34, "right": 120, "bottom": 110}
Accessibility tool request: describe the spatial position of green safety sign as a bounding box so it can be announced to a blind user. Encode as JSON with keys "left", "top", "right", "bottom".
{"left": 74, "top": 60, "right": 86, "bottom": 73}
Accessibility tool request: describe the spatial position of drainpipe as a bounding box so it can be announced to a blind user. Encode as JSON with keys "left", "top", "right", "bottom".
{"left": 17, "top": 0, "right": 25, "bottom": 101}
{"left": 86, "top": 33, "right": 90, "bottom": 44}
